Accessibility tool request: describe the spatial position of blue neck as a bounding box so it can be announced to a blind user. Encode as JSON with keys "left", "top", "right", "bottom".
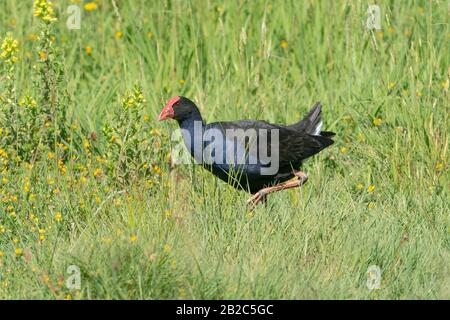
{"left": 178, "top": 114, "right": 205, "bottom": 162}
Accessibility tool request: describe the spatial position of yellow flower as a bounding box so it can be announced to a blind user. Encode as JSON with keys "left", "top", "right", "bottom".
{"left": 179, "top": 79, "right": 185, "bottom": 86}
{"left": 280, "top": 39, "right": 288, "bottom": 48}
{"left": 143, "top": 114, "right": 150, "bottom": 121}
{"left": 84, "top": 2, "right": 98, "bottom": 11}
{"left": 357, "top": 132, "right": 365, "bottom": 142}
{"left": 150, "top": 128, "right": 161, "bottom": 136}
{"left": 38, "top": 51, "right": 46, "bottom": 60}
{"left": 53, "top": 187, "right": 60, "bottom": 194}
{"left": 388, "top": 27, "right": 395, "bottom": 34}
{"left": 435, "top": 162, "right": 444, "bottom": 171}
{"left": 47, "top": 152, "right": 55, "bottom": 159}
{"left": 85, "top": 46, "right": 92, "bottom": 55}
{"left": 39, "top": 235, "right": 45, "bottom": 241}
{"left": 0, "top": 33, "right": 20, "bottom": 65}
{"left": 163, "top": 244, "right": 171, "bottom": 253}
{"left": 0, "top": 251, "right": 3, "bottom": 258}
{"left": 373, "top": 118, "right": 382, "bottom": 126}
{"left": 93, "top": 168, "right": 102, "bottom": 178}
{"left": 28, "top": 33, "right": 39, "bottom": 41}
{"left": 356, "top": 183, "right": 364, "bottom": 190}
{"left": 23, "top": 181, "right": 30, "bottom": 193}
{"left": 147, "top": 32, "right": 153, "bottom": 39}
{"left": 340, "top": 146, "right": 348, "bottom": 154}
{"left": 388, "top": 81, "right": 395, "bottom": 90}
{"left": 441, "top": 79, "right": 449, "bottom": 91}
{"left": 368, "top": 185, "right": 375, "bottom": 193}
{"left": 54, "top": 212, "right": 62, "bottom": 222}
{"left": 130, "top": 234, "right": 137, "bottom": 242}
{"left": 367, "top": 202, "right": 375, "bottom": 209}
{"left": 115, "top": 31, "right": 123, "bottom": 39}
{"left": 15, "top": 248, "right": 22, "bottom": 256}
{"left": 416, "top": 90, "right": 423, "bottom": 97}
{"left": 33, "top": 0, "right": 57, "bottom": 24}
{"left": 64, "top": 294, "right": 72, "bottom": 300}
{"left": 152, "top": 165, "right": 161, "bottom": 174}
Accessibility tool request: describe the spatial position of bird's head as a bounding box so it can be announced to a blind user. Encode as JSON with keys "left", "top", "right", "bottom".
{"left": 158, "top": 96, "right": 200, "bottom": 122}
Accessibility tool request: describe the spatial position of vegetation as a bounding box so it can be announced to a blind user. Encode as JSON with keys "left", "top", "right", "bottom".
{"left": 0, "top": 0, "right": 448, "bottom": 299}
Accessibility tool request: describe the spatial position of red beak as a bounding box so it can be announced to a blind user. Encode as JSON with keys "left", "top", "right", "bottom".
{"left": 158, "top": 105, "right": 175, "bottom": 121}
{"left": 158, "top": 96, "right": 180, "bottom": 121}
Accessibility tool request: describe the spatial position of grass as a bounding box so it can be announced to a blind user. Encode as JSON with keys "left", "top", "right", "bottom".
{"left": 0, "top": 0, "right": 448, "bottom": 299}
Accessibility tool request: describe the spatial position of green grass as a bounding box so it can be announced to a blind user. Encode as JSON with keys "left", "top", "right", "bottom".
{"left": 0, "top": 0, "right": 448, "bottom": 299}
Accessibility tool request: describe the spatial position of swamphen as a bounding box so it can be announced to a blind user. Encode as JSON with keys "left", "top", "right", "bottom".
{"left": 158, "top": 96, "right": 335, "bottom": 207}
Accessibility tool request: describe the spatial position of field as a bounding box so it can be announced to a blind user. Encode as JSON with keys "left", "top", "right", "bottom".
{"left": 0, "top": 0, "right": 448, "bottom": 299}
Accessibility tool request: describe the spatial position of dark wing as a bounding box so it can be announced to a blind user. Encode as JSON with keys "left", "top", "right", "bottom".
{"left": 206, "top": 120, "right": 333, "bottom": 170}
{"left": 274, "top": 126, "right": 334, "bottom": 169}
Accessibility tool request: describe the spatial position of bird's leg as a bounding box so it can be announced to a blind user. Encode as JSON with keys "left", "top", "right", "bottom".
{"left": 246, "top": 171, "right": 308, "bottom": 208}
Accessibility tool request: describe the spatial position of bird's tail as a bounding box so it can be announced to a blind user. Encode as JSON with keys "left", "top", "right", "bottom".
{"left": 290, "top": 102, "right": 335, "bottom": 138}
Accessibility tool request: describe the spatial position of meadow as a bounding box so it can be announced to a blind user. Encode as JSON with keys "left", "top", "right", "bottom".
{"left": 0, "top": 0, "right": 448, "bottom": 299}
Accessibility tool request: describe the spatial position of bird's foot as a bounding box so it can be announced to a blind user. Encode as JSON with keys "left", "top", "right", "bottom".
{"left": 246, "top": 190, "right": 267, "bottom": 210}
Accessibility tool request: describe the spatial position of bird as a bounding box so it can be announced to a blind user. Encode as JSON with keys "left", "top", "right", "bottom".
{"left": 158, "top": 96, "right": 335, "bottom": 208}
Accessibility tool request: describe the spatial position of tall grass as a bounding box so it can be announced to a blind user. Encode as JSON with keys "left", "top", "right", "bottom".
{"left": 0, "top": 0, "right": 448, "bottom": 299}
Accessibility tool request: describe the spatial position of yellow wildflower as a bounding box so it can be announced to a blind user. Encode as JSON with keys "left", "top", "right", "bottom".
{"left": 356, "top": 183, "right": 364, "bottom": 190}
{"left": 28, "top": 33, "right": 39, "bottom": 41}
{"left": 152, "top": 165, "right": 161, "bottom": 174}
{"left": 130, "top": 234, "right": 137, "bottom": 242}
{"left": 441, "top": 79, "right": 449, "bottom": 91}
{"left": 115, "top": 31, "right": 123, "bottom": 39}
{"left": 55, "top": 212, "right": 62, "bottom": 222}
{"left": 150, "top": 128, "right": 161, "bottom": 136}
{"left": 23, "top": 181, "right": 30, "bottom": 193}
{"left": 84, "top": 2, "right": 98, "bottom": 11}
{"left": 15, "top": 248, "right": 22, "bottom": 256}
{"left": 93, "top": 168, "right": 102, "bottom": 178}
{"left": 280, "top": 39, "right": 288, "bottom": 48}
{"left": 85, "top": 46, "right": 92, "bottom": 55}
{"left": 33, "top": 0, "right": 57, "bottom": 24}
{"left": 373, "top": 118, "right": 382, "bottom": 126}
{"left": 368, "top": 185, "right": 375, "bottom": 193}
{"left": 0, "top": 33, "right": 20, "bottom": 65}
{"left": 38, "top": 51, "right": 46, "bottom": 60}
